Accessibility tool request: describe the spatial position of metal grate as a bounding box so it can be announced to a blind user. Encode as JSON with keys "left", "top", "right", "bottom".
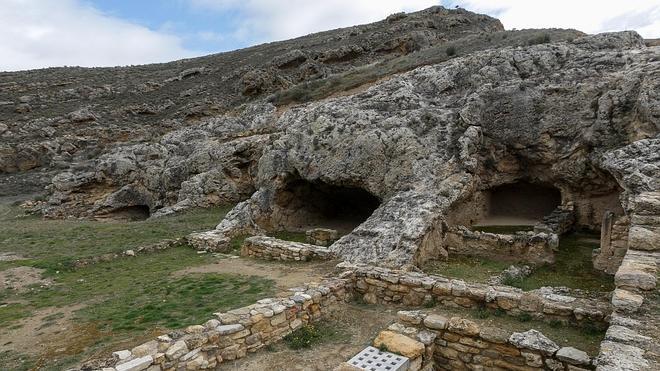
{"left": 347, "top": 346, "right": 409, "bottom": 371}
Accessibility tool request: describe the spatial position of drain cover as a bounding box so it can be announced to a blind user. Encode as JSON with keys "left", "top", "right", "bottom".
{"left": 347, "top": 346, "right": 409, "bottom": 371}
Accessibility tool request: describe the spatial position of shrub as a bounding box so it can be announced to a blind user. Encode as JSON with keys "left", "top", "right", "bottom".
{"left": 446, "top": 46, "right": 457, "bottom": 57}
{"left": 475, "top": 307, "right": 490, "bottom": 319}
{"left": 528, "top": 33, "right": 551, "bottom": 46}
{"left": 284, "top": 324, "right": 322, "bottom": 349}
{"left": 517, "top": 313, "right": 533, "bottom": 322}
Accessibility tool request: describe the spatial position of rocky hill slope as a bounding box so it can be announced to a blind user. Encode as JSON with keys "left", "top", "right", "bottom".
{"left": 1, "top": 6, "right": 503, "bottom": 194}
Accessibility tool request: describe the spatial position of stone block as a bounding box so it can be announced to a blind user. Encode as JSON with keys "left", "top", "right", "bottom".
{"left": 373, "top": 330, "right": 425, "bottom": 358}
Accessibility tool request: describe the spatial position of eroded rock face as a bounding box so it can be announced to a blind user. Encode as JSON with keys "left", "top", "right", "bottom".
{"left": 205, "top": 31, "right": 658, "bottom": 266}
{"left": 0, "top": 6, "right": 504, "bottom": 197}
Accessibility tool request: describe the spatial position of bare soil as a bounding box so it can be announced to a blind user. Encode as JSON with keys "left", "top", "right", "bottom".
{"left": 220, "top": 304, "right": 397, "bottom": 371}
{"left": 173, "top": 257, "right": 339, "bottom": 291}
{"left": 0, "top": 266, "right": 52, "bottom": 291}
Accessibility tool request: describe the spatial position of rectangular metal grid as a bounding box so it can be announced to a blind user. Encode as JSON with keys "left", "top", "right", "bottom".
{"left": 347, "top": 346, "right": 409, "bottom": 371}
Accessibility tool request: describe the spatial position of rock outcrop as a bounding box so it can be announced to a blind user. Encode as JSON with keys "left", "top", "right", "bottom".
{"left": 194, "top": 31, "right": 658, "bottom": 267}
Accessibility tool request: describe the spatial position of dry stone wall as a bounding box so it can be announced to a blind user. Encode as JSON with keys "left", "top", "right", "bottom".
{"left": 104, "top": 277, "right": 352, "bottom": 371}
{"left": 593, "top": 214, "right": 630, "bottom": 274}
{"left": 241, "top": 236, "right": 335, "bottom": 261}
{"left": 341, "top": 263, "right": 610, "bottom": 327}
{"left": 390, "top": 310, "right": 594, "bottom": 370}
{"left": 444, "top": 226, "right": 558, "bottom": 265}
{"left": 595, "top": 191, "right": 659, "bottom": 371}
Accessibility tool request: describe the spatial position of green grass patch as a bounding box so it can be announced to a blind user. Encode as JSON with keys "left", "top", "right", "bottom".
{"left": 5, "top": 248, "right": 274, "bottom": 331}
{"left": 422, "top": 255, "right": 510, "bottom": 283}
{"left": 284, "top": 322, "right": 348, "bottom": 350}
{"left": 268, "top": 231, "right": 308, "bottom": 243}
{"left": 0, "top": 204, "right": 230, "bottom": 274}
{"left": 422, "top": 232, "right": 613, "bottom": 292}
{"left": 516, "top": 232, "right": 614, "bottom": 292}
{"left": 229, "top": 234, "right": 249, "bottom": 255}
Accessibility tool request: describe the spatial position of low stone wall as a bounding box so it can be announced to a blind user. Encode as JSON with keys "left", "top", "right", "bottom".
{"left": 444, "top": 226, "right": 558, "bottom": 265}
{"left": 535, "top": 204, "right": 576, "bottom": 235}
{"left": 593, "top": 213, "right": 629, "bottom": 274}
{"left": 595, "top": 191, "right": 659, "bottom": 371}
{"left": 241, "top": 236, "right": 334, "bottom": 261}
{"left": 104, "top": 277, "right": 352, "bottom": 371}
{"left": 390, "top": 310, "right": 594, "bottom": 370}
{"left": 341, "top": 263, "right": 610, "bottom": 327}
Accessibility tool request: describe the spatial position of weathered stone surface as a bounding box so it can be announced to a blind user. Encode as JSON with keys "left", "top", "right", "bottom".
{"left": 423, "top": 314, "right": 449, "bottom": 330}
{"left": 216, "top": 324, "right": 245, "bottom": 335}
{"left": 116, "top": 355, "right": 153, "bottom": 371}
{"left": 165, "top": 340, "right": 188, "bottom": 360}
{"left": 556, "top": 347, "right": 590, "bottom": 365}
{"left": 595, "top": 340, "right": 650, "bottom": 370}
{"left": 509, "top": 330, "right": 559, "bottom": 355}
{"left": 447, "top": 317, "right": 479, "bottom": 337}
{"left": 373, "top": 330, "right": 425, "bottom": 358}
{"left": 611, "top": 289, "right": 644, "bottom": 313}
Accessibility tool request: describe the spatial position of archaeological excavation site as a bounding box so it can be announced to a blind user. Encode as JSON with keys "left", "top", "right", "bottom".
{"left": 0, "top": 5, "right": 658, "bottom": 371}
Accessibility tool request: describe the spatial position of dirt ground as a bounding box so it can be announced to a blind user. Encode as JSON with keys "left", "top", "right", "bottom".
{"left": 0, "top": 266, "right": 52, "bottom": 291}
{"left": 174, "top": 257, "right": 340, "bottom": 291}
{"left": 220, "top": 304, "right": 398, "bottom": 371}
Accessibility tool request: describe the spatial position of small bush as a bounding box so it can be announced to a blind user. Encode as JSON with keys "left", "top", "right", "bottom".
{"left": 493, "top": 308, "right": 506, "bottom": 317}
{"left": 517, "top": 313, "right": 533, "bottom": 322}
{"left": 501, "top": 275, "right": 525, "bottom": 289}
{"left": 378, "top": 343, "right": 390, "bottom": 353}
{"left": 423, "top": 297, "right": 437, "bottom": 308}
{"left": 284, "top": 324, "right": 322, "bottom": 349}
{"left": 528, "top": 33, "right": 551, "bottom": 46}
{"left": 475, "top": 307, "right": 490, "bottom": 319}
{"left": 446, "top": 46, "right": 457, "bottom": 57}
{"left": 549, "top": 319, "right": 563, "bottom": 328}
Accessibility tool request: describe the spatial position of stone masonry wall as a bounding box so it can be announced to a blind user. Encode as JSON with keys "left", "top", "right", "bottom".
{"left": 593, "top": 214, "right": 630, "bottom": 275}
{"left": 595, "top": 192, "right": 659, "bottom": 371}
{"left": 444, "top": 226, "right": 558, "bottom": 265}
{"left": 241, "top": 236, "right": 334, "bottom": 261}
{"left": 392, "top": 310, "right": 594, "bottom": 370}
{"left": 105, "top": 277, "right": 352, "bottom": 371}
{"left": 341, "top": 263, "right": 611, "bottom": 327}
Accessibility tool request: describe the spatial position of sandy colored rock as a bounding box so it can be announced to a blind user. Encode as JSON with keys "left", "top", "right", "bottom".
{"left": 373, "top": 330, "right": 425, "bottom": 358}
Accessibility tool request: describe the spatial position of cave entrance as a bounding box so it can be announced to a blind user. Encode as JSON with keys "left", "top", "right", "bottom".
{"left": 97, "top": 205, "right": 151, "bottom": 221}
{"left": 274, "top": 180, "right": 380, "bottom": 234}
{"left": 477, "top": 182, "right": 561, "bottom": 226}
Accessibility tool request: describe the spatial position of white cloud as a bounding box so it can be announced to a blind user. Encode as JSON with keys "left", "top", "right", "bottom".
{"left": 0, "top": 0, "right": 198, "bottom": 72}
{"left": 454, "top": 0, "right": 660, "bottom": 38}
{"left": 189, "top": 0, "right": 441, "bottom": 43}
{"left": 190, "top": 0, "right": 660, "bottom": 43}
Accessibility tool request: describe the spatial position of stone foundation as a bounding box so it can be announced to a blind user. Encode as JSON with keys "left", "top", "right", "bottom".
{"left": 105, "top": 277, "right": 352, "bottom": 371}
{"left": 595, "top": 192, "right": 659, "bottom": 371}
{"left": 241, "top": 236, "right": 335, "bottom": 261}
{"left": 343, "top": 263, "right": 610, "bottom": 327}
{"left": 385, "top": 310, "right": 594, "bottom": 370}
{"left": 444, "top": 226, "right": 558, "bottom": 265}
{"left": 593, "top": 213, "right": 630, "bottom": 274}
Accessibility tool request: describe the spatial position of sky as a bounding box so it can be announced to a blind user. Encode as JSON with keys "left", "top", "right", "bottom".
{"left": 0, "top": 0, "right": 658, "bottom": 72}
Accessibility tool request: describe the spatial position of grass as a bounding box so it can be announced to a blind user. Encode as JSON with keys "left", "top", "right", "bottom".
{"left": 268, "top": 231, "right": 308, "bottom": 243}
{"left": 435, "top": 306, "right": 605, "bottom": 355}
{"left": 472, "top": 225, "right": 534, "bottom": 234}
{"left": 0, "top": 203, "right": 231, "bottom": 274}
{"left": 423, "top": 231, "right": 614, "bottom": 292}
{"left": 2, "top": 248, "right": 274, "bottom": 330}
{"left": 0, "top": 201, "right": 278, "bottom": 369}
{"left": 423, "top": 255, "right": 510, "bottom": 283}
{"left": 283, "top": 321, "right": 348, "bottom": 350}
{"left": 515, "top": 232, "right": 614, "bottom": 292}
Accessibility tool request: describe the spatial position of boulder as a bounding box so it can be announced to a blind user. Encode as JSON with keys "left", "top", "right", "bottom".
{"left": 373, "top": 330, "right": 425, "bottom": 358}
